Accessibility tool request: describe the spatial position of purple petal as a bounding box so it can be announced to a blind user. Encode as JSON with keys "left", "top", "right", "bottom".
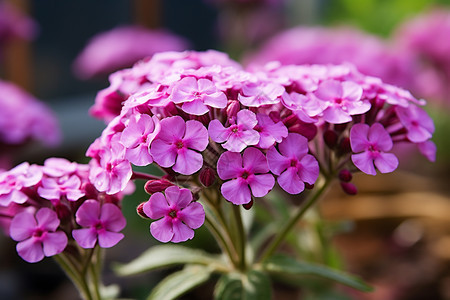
{"left": 72, "top": 228, "right": 98, "bottom": 248}
{"left": 75, "top": 200, "right": 100, "bottom": 227}
{"left": 208, "top": 120, "right": 229, "bottom": 143}
{"left": 239, "top": 129, "right": 260, "bottom": 147}
{"left": 171, "top": 219, "right": 194, "bottom": 243}
{"left": 248, "top": 174, "right": 274, "bottom": 197}
{"left": 150, "top": 217, "right": 174, "bottom": 243}
{"left": 278, "top": 168, "right": 305, "bottom": 194}
{"left": 184, "top": 120, "right": 208, "bottom": 151}
{"left": 368, "top": 123, "right": 393, "bottom": 152}
{"left": 236, "top": 110, "right": 257, "bottom": 129}
{"left": 341, "top": 81, "right": 363, "bottom": 101}
{"left": 351, "top": 152, "right": 376, "bottom": 175}
{"left": 181, "top": 99, "right": 209, "bottom": 115}
{"left": 100, "top": 203, "right": 126, "bottom": 232}
{"left": 125, "top": 145, "right": 153, "bottom": 166}
{"left": 374, "top": 153, "right": 399, "bottom": 174}
{"left": 350, "top": 123, "right": 370, "bottom": 153}
{"left": 36, "top": 208, "right": 60, "bottom": 231}
{"left": 179, "top": 202, "right": 205, "bottom": 229}
{"left": 165, "top": 186, "right": 192, "bottom": 209}
{"left": 322, "top": 106, "right": 352, "bottom": 124}
{"left": 222, "top": 134, "right": 249, "bottom": 152}
{"left": 406, "top": 124, "right": 433, "bottom": 143}
{"left": 267, "top": 146, "right": 290, "bottom": 175}
{"left": 42, "top": 232, "right": 68, "bottom": 256}
{"left": 203, "top": 92, "right": 227, "bottom": 109}
{"left": 221, "top": 179, "right": 251, "bottom": 205}
{"left": 17, "top": 238, "right": 44, "bottom": 263}
{"left": 418, "top": 140, "right": 436, "bottom": 162}
{"left": 171, "top": 77, "right": 197, "bottom": 104}
{"left": 315, "top": 80, "right": 342, "bottom": 101}
{"left": 242, "top": 147, "right": 269, "bottom": 174}
{"left": 278, "top": 133, "right": 309, "bottom": 159}
{"left": 217, "top": 151, "right": 243, "bottom": 180}
{"left": 10, "top": 211, "right": 36, "bottom": 241}
{"left": 298, "top": 154, "right": 319, "bottom": 185}
{"left": 157, "top": 116, "right": 186, "bottom": 142}
{"left": 173, "top": 149, "right": 203, "bottom": 175}
{"left": 98, "top": 231, "right": 124, "bottom": 248}
{"left": 144, "top": 192, "right": 169, "bottom": 219}
{"left": 150, "top": 139, "right": 177, "bottom": 168}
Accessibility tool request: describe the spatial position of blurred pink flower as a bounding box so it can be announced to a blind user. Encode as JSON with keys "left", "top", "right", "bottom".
{"left": 394, "top": 9, "right": 450, "bottom": 104}
{"left": 0, "top": 2, "right": 38, "bottom": 46}
{"left": 244, "top": 26, "right": 417, "bottom": 89}
{"left": 73, "top": 25, "right": 190, "bottom": 80}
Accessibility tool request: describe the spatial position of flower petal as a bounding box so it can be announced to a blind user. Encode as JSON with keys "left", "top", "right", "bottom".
{"left": 157, "top": 116, "right": 186, "bottom": 142}
{"left": 144, "top": 192, "right": 169, "bottom": 219}
{"left": 208, "top": 120, "right": 229, "bottom": 143}
{"left": 374, "top": 152, "right": 399, "bottom": 174}
{"left": 72, "top": 228, "right": 98, "bottom": 248}
{"left": 173, "top": 149, "right": 203, "bottom": 175}
{"left": 351, "top": 152, "right": 376, "bottom": 175}
{"left": 42, "top": 232, "right": 68, "bottom": 256}
{"left": 368, "top": 123, "right": 392, "bottom": 152}
{"left": 36, "top": 208, "right": 60, "bottom": 232}
{"left": 278, "top": 133, "right": 308, "bottom": 159}
{"left": 183, "top": 120, "right": 208, "bottom": 151}
{"left": 10, "top": 211, "right": 36, "bottom": 241}
{"left": 100, "top": 203, "right": 126, "bottom": 232}
{"left": 298, "top": 154, "right": 319, "bottom": 185}
{"left": 171, "top": 219, "right": 194, "bottom": 243}
{"left": 179, "top": 202, "right": 205, "bottom": 229}
{"left": 150, "top": 217, "right": 174, "bottom": 243}
{"left": 75, "top": 200, "right": 100, "bottom": 227}
{"left": 217, "top": 151, "right": 243, "bottom": 180}
{"left": 267, "top": 146, "right": 290, "bottom": 175}
{"left": 150, "top": 139, "right": 177, "bottom": 168}
{"left": 17, "top": 238, "right": 44, "bottom": 263}
{"left": 221, "top": 179, "right": 251, "bottom": 205}
{"left": 277, "top": 168, "right": 305, "bottom": 194}
{"left": 350, "top": 123, "right": 370, "bottom": 153}
{"left": 243, "top": 147, "right": 269, "bottom": 174}
{"left": 248, "top": 174, "right": 274, "bottom": 198}
{"left": 98, "top": 231, "right": 124, "bottom": 248}
{"left": 165, "top": 186, "right": 192, "bottom": 209}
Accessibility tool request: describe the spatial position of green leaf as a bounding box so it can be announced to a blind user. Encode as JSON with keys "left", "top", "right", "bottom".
{"left": 214, "top": 270, "right": 272, "bottom": 300}
{"left": 114, "top": 245, "right": 225, "bottom": 276}
{"left": 147, "top": 265, "right": 212, "bottom": 300}
{"left": 263, "top": 255, "right": 373, "bottom": 292}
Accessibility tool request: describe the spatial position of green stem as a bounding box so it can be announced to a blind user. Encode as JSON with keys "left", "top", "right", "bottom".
{"left": 89, "top": 247, "right": 103, "bottom": 300}
{"left": 259, "top": 179, "right": 331, "bottom": 263}
{"left": 232, "top": 204, "right": 246, "bottom": 271}
{"left": 205, "top": 214, "right": 239, "bottom": 268}
{"left": 54, "top": 254, "right": 93, "bottom": 300}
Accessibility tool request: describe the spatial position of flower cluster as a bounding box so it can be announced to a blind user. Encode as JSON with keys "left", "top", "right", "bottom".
{"left": 0, "top": 80, "right": 61, "bottom": 170}
{"left": 87, "top": 50, "right": 435, "bottom": 243}
{"left": 0, "top": 1, "right": 37, "bottom": 47}
{"left": 72, "top": 25, "right": 190, "bottom": 80}
{"left": 243, "top": 26, "right": 417, "bottom": 90}
{"left": 0, "top": 158, "right": 127, "bottom": 263}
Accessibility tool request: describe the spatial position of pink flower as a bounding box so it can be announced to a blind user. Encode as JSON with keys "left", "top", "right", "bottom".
{"left": 170, "top": 77, "right": 227, "bottom": 115}
{"left": 238, "top": 82, "right": 284, "bottom": 107}
{"left": 89, "top": 135, "right": 133, "bottom": 195}
{"left": 314, "top": 80, "right": 369, "bottom": 124}
{"left": 0, "top": 162, "right": 42, "bottom": 206}
{"left": 9, "top": 208, "right": 67, "bottom": 263}
{"left": 143, "top": 186, "right": 205, "bottom": 243}
{"left": 267, "top": 133, "right": 319, "bottom": 194}
{"left": 280, "top": 92, "right": 323, "bottom": 123}
{"left": 150, "top": 116, "right": 208, "bottom": 175}
{"left": 42, "top": 157, "right": 78, "bottom": 177}
{"left": 120, "top": 114, "right": 160, "bottom": 166}
{"left": 217, "top": 147, "right": 274, "bottom": 205}
{"left": 72, "top": 200, "right": 126, "bottom": 248}
{"left": 395, "top": 105, "right": 435, "bottom": 143}
{"left": 37, "top": 175, "right": 85, "bottom": 201}
{"left": 208, "top": 109, "right": 260, "bottom": 152}
{"left": 254, "top": 113, "right": 288, "bottom": 149}
{"left": 350, "top": 123, "right": 399, "bottom": 175}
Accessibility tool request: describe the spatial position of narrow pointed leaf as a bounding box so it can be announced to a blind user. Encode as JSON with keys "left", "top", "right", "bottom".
{"left": 214, "top": 270, "right": 272, "bottom": 300}
{"left": 114, "top": 245, "right": 224, "bottom": 276}
{"left": 263, "top": 255, "right": 373, "bottom": 292}
{"left": 147, "top": 265, "right": 212, "bottom": 300}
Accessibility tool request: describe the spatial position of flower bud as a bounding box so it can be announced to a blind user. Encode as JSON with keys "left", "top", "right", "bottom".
{"left": 199, "top": 167, "right": 216, "bottom": 187}
{"left": 323, "top": 130, "right": 338, "bottom": 148}
{"left": 243, "top": 198, "right": 254, "bottom": 210}
{"left": 144, "top": 180, "right": 173, "bottom": 194}
{"left": 136, "top": 202, "right": 150, "bottom": 219}
{"left": 305, "top": 183, "right": 314, "bottom": 190}
{"left": 53, "top": 201, "right": 71, "bottom": 221}
{"left": 340, "top": 182, "right": 358, "bottom": 195}
{"left": 337, "top": 137, "right": 351, "bottom": 155}
{"left": 226, "top": 100, "right": 240, "bottom": 119}
{"left": 338, "top": 169, "right": 353, "bottom": 182}
{"left": 289, "top": 122, "right": 317, "bottom": 141}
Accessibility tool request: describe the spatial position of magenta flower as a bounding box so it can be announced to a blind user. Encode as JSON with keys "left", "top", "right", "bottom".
{"left": 350, "top": 123, "right": 399, "bottom": 175}
{"left": 238, "top": 82, "right": 284, "bottom": 107}
{"left": 314, "top": 80, "right": 369, "bottom": 124}
{"left": 143, "top": 186, "right": 205, "bottom": 243}
{"left": 38, "top": 175, "right": 85, "bottom": 201}
{"left": 150, "top": 116, "right": 208, "bottom": 175}
{"left": 9, "top": 208, "right": 67, "bottom": 263}
{"left": 217, "top": 147, "right": 274, "bottom": 205}
{"left": 120, "top": 114, "right": 160, "bottom": 166}
{"left": 72, "top": 200, "right": 126, "bottom": 248}
{"left": 42, "top": 157, "right": 78, "bottom": 177}
{"left": 170, "top": 77, "right": 227, "bottom": 115}
{"left": 208, "top": 109, "right": 260, "bottom": 152}
{"left": 267, "top": 133, "right": 319, "bottom": 194}
{"left": 395, "top": 105, "right": 435, "bottom": 143}
{"left": 255, "top": 113, "right": 288, "bottom": 149}
{"left": 0, "top": 162, "right": 42, "bottom": 206}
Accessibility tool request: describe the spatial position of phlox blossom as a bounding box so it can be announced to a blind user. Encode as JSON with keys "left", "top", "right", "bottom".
{"left": 267, "top": 133, "right": 319, "bottom": 194}
{"left": 0, "top": 162, "right": 42, "bottom": 206}
{"left": 38, "top": 175, "right": 85, "bottom": 201}
{"left": 314, "top": 80, "right": 369, "bottom": 124}
{"left": 255, "top": 113, "right": 288, "bottom": 149}
{"left": 395, "top": 105, "right": 435, "bottom": 143}
{"left": 170, "top": 76, "right": 227, "bottom": 115}
{"left": 350, "top": 123, "right": 399, "bottom": 175}
{"left": 217, "top": 147, "right": 275, "bottom": 205}
{"left": 143, "top": 186, "right": 205, "bottom": 243}
{"left": 10, "top": 208, "right": 67, "bottom": 263}
{"left": 150, "top": 116, "right": 208, "bottom": 175}
{"left": 208, "top": 109, "right": 260, "bottom": 152}
{"left": 72, "top": 200, "right": 126, "bottom": 248}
